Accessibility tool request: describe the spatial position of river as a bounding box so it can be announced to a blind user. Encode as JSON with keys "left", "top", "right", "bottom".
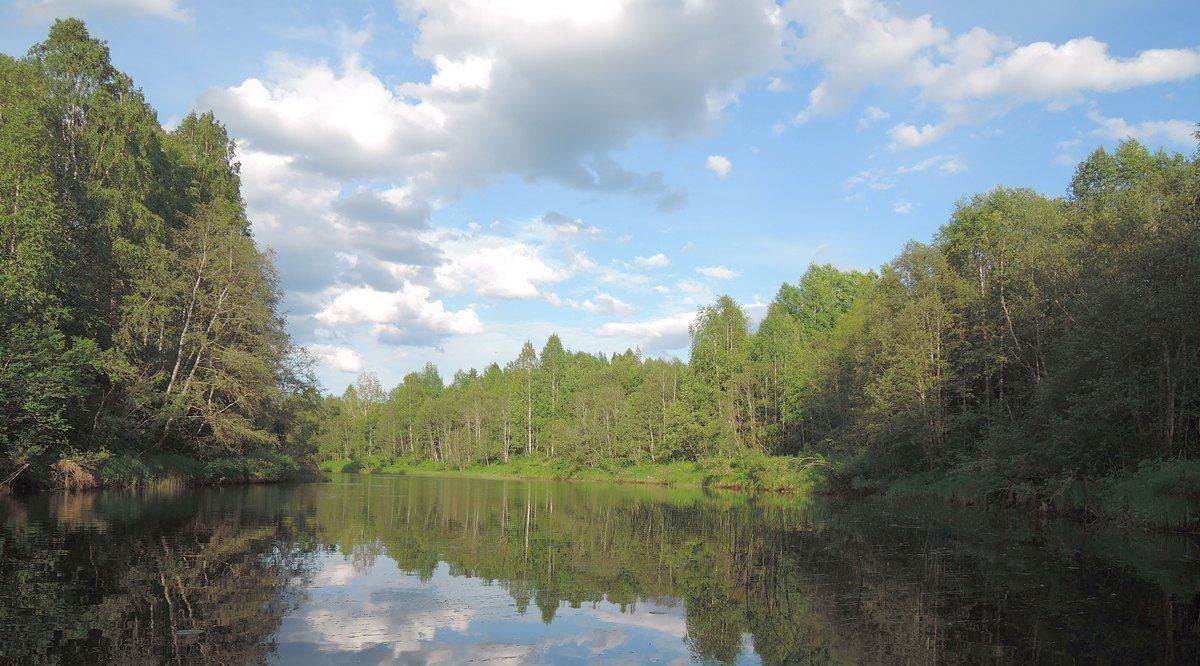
{"left": 0, "top": 474, "right": 1197, "bottom": 663}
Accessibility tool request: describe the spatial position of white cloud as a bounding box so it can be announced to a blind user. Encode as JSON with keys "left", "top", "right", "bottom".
{"left": 888, "top": 121, "right": 954, "bottom": 149}
{"left": 844, "top": 153, "right": 967, "bottom": 203}
{"left": 939, "top": 157, "right": 968, "bottom": 174}
{"left": 314, "top": 284, "right": 483, "bottom": 345}
{"left": 594, "top": 312, "right": 696, "bottom": 352}
{"left": 203, "top": 0, "right": 785, "bottom": 200}
{"left": 924, "top": 37, "right": 1200, "bottom": 104}
{"left": 536, "top": 211, "right": 600, "bottom": 240}
{"left": 675, "top": 278, "right": 707, "bottom": 293}
{"left": 547, "top": 292, "right": 635, "bottom": 316}
{"left": 766, "top": 76, "right": 789, "bottom": 92}
{"left": 784, "top": 0, "right": 1200, "bottom": 146}
{"left": 634, "top": 252, "right": 671, "bottom": 268}
{"left": 704, "top": 154, "right": 733, "bottom": 178}
{"left": 197, "top": 1, "right": 790, "bottom": 379}
{"left": 307, "top": 344, "right": 365, "bottom": 374}
{"left": 696, "top": 266, "right": 740, "bottom": 280}
{"left": 700, "top": 153, "right": 729, "bottom": 178}
{"left": 788, "top": 0, "right": 947, "bottom": 122}
{"left": 843, "top": 168, "right": 895, "bottom": 191}
{"left": 895, "top": 154, "right": 968, "bottom": 175}
{"left": 893, "top": 200, "right": 912, "bottom": 214}
{"left": 16, "top": 0, "right": 187, "bottom": 20}
{"left": 1088, "top": 110, "right": 1197, "bottom": 147}
{"left": 858, "top": 105, "right": 890, "bottom": 128}
{"left": 434, "top": 237, "right": 569, "bottom": 299}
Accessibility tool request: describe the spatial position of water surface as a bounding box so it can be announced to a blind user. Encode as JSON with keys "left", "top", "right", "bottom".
{"left": 1, "top": 474, "right": 1197, "bottom": 664}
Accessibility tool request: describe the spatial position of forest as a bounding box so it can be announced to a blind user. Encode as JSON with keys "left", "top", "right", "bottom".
{"left": 0, "top": 20, "right": 319, "bottom": 489}
{"left": 315, "top": 137, "right": 1200, "bottom": 519}
{"left": 2, "top": 21, "right": 1198, "bottom": 520}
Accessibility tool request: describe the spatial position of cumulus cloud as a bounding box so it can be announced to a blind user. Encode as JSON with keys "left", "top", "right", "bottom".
{"left": 696, "top": 266, "right": 740, "bottom": 280}
{"left": 314, "top": 284, "right": 483, "bottom": 346}
{"left": 594, "top": 312, "right": 696, "bottom": 352}
{"left": 705, "top": 154, "right": 732, "bottom": 178}
{"left": 194, "top": 1, "right": 792, "bottom": 375}
{"left": 888, "top": 121, "right": 954, "bottom": 149}
{"left": 16, "top": 0, "right": 187, "bottom": 21}
{"left": 547, "top": 292, "right": 635, "bottom": 316}
{"left": 537, "top": 211, "right": 601, "bottom": 240}
{"left": 893, "top": 200, "right": 912, "bottom": 214}
{"left": 332, "top": 186, "right": 431, "bottom": 230}
{"left": 202, "top": 0, "right": 785, "bottom": 196}
{"left": 634, "top": 252, "right": 671, "bottom": 268}
{"left": 1088, "top": 110, "right": 1197, "bottom": 147}
{"left": 924, "top": 37, "right": 1200, "bottom": 103}
{"left": 785, "top": 0, "right": 1200, "bottom": 146}
{"left": 307, "top": 344, "right": 365, "bottom": 373}
{"left": 788, "top": 0, "right": 947, "bottom": 122}
{"left": 434, "top": 237, "right": 569, "bottom": 299}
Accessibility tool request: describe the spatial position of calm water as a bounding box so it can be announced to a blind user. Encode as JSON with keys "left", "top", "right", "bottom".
{"left": 1, "top": 474, "right": 1198, "bottom": 664}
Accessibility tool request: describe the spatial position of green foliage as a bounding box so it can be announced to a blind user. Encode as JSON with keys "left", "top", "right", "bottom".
{"left": 319, "top": 453, "right": 823, "bottom": 493}
{"left": 3, "top": 21, "right": 1196, "bottom": 525}
{"left": 1086, "top": 459, "right": 1200, "bottom": 529}
{"left": 1, "top": 21, "right": 316, "bottom": 485}
{"left": 311, "top": 137, "right": 1200, "bottom": 527}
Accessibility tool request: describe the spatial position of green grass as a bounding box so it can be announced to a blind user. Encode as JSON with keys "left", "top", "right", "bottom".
{"left": 319, "top": 453, "right": 826, "bottom": 493}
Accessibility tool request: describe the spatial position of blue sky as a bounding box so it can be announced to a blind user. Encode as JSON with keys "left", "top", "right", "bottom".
{"left": 3, "top": 0, "right": 1197, "bottom": 391}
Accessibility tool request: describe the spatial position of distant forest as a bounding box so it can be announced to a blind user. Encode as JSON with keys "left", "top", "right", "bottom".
{"left": 2, "top": 21, "right": 1197, "bottom": 499}
{"left": 316, "top": 136, "right": 1200, "bottom": 495}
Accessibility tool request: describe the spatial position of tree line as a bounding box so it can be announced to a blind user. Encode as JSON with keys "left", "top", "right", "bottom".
{"left": 318, "top": 137, "right": 1199, "bottom": 495}
{"left": 3, "top": 20, "right": 1195, "bottom": 497}
{"left": 1, "top": 20, "right": 318, "bottom": 483}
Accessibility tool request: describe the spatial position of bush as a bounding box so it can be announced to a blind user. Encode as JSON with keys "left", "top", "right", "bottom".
{"left": 1087, "top": 459, "right": 1200, "bottom": 529}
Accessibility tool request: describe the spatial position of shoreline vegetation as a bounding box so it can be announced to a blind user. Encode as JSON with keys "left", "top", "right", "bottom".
{"left": 321, "top": 456, "right": 1200, "bottom": 531}
{"left": 42, "top": 449, "right": 320, "bottom": 491}
{"left": 311, "top": 131, "right": 1199, "bottom": 531}
{"left": 3, "top": 22, "right": 1198, "bottom": 532}
{"left": 1, "top": 21, "right": 323, "bottom": 493}
{"left": 321, "top": 454, "right": 829, "bottom": 494}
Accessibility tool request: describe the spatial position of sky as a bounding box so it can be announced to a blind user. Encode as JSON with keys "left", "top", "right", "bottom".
{"left": 2, "top": 0, "right": 1197, "bottom": 391}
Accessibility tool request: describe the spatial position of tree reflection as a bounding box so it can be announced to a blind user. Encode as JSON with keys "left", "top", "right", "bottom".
{"left": 0, "top": 488, "right": 319, "bottom": 664}
{"left": 309, "top": 477, "right": 1200, "bottom": 664}
{"left": 1, "top": 478, "right": 1197, "bottom": 664}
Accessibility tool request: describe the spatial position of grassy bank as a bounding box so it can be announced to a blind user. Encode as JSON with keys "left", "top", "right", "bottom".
{"left": 320, "top": 454, "right": 1200, "bottom": 531}
{"left": 884, "top": 458, "right": 1200, "bottom": 531}
{"left": 320, "top": 454, "right": 826, "bottom": 493}
{"left": 2, "top": 449, "right": 322, "bottom": 492}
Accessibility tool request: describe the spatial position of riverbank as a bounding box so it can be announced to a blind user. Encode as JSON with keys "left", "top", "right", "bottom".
{"left": 884, "top": 458, "right": 1200, "bottom": 531}
{"left": 320, "top": 454, "right": 826, "bottom": 493}
{"left": 319, "top": 455, "right": 1200, "bottom": 531}
{"left": 1, "top": 449, "right": 321, "bottom": 492}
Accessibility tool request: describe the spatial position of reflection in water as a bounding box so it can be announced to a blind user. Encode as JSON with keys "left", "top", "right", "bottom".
{"left": 1, "top": 475, "right": 1198, "bottom": 664}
